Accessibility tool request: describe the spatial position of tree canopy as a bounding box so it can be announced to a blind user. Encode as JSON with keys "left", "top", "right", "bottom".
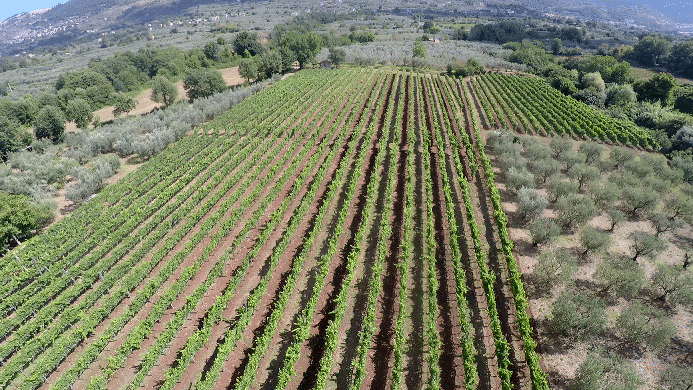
{"left": 632, "top": 35, "right": 672, "bottom": 67}
{"left": 232, "top": 31, "right": 263, "bottom": 57}
{"left": 0, "top": 191, "right": 52, "bottom": 253}
{"left": 34, "top": 105, "right": 66, "bottom": 143}
{"left": 183, "top": 69, "right": 227, "bottom": 101}
{"left": 151, "top": 76, "right": 178, "bottom": 107}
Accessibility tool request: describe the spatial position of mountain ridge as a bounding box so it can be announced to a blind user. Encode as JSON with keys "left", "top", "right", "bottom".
{"left": 0, "top": 0, "right": 683, "bottom": 55}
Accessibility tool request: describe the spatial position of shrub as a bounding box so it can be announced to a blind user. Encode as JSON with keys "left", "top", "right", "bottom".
{"left": 551, "top": 289, "right": 606, "bottom": 339}
{"left": 547, "top": 175, "right": 579, "bottom": 203}
{"left": 516, "top": 187, "right": 547, "bottom": 222}
{"left": 572, "top": 351, "right": 641, "bottom": 390}
{"left": 594, "top": 256, "right": 645, "bottom": 299}
{"left": 579, "top": 226, "right": 611, "bottom": 256}
{"left": 583, "top": 71, "right": 605, "bottom": 92}
{"left": 630, "top": 231, "right": 666, "bottom": 262}
{"left": 555, "top": 194, "right": 597, "bottom": 229}
{"left": 616, "top": 302, "right": 675, "bottom": 352}
{"left": 528, "top": 218, "right": 560, "bottom": 247}
{"left": 0, "top": 191, "right": 53, "bottom": 253}
{"left": 65, "top": 154, "right": 120, "bottom": 203}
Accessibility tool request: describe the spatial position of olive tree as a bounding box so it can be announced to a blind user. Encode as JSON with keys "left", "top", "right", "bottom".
{"left": 605, "top": 209, "right": 626, "bottom": 232}
{"left": 624, "top": 158, "right": 653, "bottom": 179}
{"left": 572, "top": 351, "right": 641, "bottom": 390}
{"left": 533, "top": 248, "right": 576, "bottom": 290}
{"left": 547, "top": 175, "right": 579, "bottom": 203}
{"left": 630, "top": 231, "right": 666, "bottom": 262}
{"left": 558, "top": 150, "right": 587, "bottom": 172}
{"left": 660, "top": 366, "right": 693, "bottom": 390}
{"left": 505, "top": 167, "right": 534, "bottom": 193}
{"left": 651, "top": 213, "right": 681, "bottom": 236}
{"left": 664, "top": 194, "right": 693, "bottom": 222}
{"left": 568, "top": 163, "right": 600, "bottom": 191}
{"left": 594, "top": 256, "right": 645, "bottom": 299}
{"left": 528, "top": 218, "right": 561, "bottom": 247}
{"left": 621, "top": 186, "right": 658, "bottom": 217}
{"left": 555, "top": 193, "right": 597, "bottom": 230}
{"left": 549, "top": 136, "right": 572, "bottom": 159}
{"left": 516, "top": 187, "right": 547, "bottom": 222}
{"left": 551, "top": 289, "right": 606, "bottom": 339}
{"left": 528, "top": 158, "right": 561, "bottom": 185}
{"left": 523, "top": 141, "right": 551, "bottom": 161}
{"left": 587, "top": 181, "right": 620, "bottom": 212}
{"left": 608, "top": 147, "right": 635, "bottom": 169}
{"left": 579, "top": 226, "right": 611, "bottom": 256}
{"left": 578, "top": 141, "right": 604, "bottom": 165}
{"left": 616, "top": 301, "right": 676, "bottom": 352}
{"left": 651, "top": 263, "right": 693, "bottom": 308}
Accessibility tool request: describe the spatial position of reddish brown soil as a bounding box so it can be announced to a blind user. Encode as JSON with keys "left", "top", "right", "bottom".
{"left": 462, "top": 77, "right": 534, "bottom": 389}
{"left": 420, "top": 75, "right": 466, "bottom": 389}
{"left": 14, "top": 68, "right": 554, "bottom": 390}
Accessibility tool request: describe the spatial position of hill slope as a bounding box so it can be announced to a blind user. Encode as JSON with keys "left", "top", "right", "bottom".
{"left": 0, "top": 0, "right": 680, "bottom": 55}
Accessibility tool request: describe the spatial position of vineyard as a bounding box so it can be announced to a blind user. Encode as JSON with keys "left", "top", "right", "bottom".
{"left": 0, "top": 67, "right": 606, "bottom": 390}
{"left": 469, "top": 73, "right": 658, "bottom": 149}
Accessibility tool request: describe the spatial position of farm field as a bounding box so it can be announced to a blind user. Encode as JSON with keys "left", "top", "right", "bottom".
{"left": 9, "top": 65, "right": 687, "bottom": 390}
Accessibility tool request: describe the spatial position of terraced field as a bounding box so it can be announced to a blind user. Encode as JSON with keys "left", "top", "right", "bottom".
{"left": 0, "top": 68, "right": 567, "bottom": 390}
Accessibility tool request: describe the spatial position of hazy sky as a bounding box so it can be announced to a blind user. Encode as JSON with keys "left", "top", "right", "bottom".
{"left": 0, "top": 1, "right": 65, "bottom": 22}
